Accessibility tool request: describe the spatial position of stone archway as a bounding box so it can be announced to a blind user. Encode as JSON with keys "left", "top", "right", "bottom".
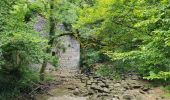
{"left": 33, "top": 16, "right": 80, "bottom": 71}
{"left": 55, "top": 35, "right": 80, "bottom": 70}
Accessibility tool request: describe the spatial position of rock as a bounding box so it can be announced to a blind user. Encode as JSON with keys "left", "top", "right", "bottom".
{"left": 112, "top": 95, "right": 120, "bottom": 100}
{"left": 90, "top": 83, "right": 110, "bottom": 93}
{"left": 112, "top": 98, "right": 119, "bottom": 100}
{"left": 131, "top": 75, "right": 139, "bottom": 80}
{"left": 147, "top": 89, "right": 155, "bottom": 94}
{"left": 114, "top": 83, "right": 121, "bottom": 87}
{"left": 101, "top": 79, "right": 107, "bottom": 84}
{"left": 99, "top": 82, "right": 108, "bottom": 88}
{"left": 90, "top": 84, "right": 100, "bottom": 90}
{"left": 91, "top": 80, "right": 98, "bottom": 84}
{"left": 96, "top": 77, "right": 104, "bottom": 81}
{"left": 89, "top": 94, "right": 98, "bottom": 100}
{"left": 136, "top": 95, "right": 145, "bottom": 100}
{"left": 109, "top": 85, "right": 114, "bottom": 90}
{"left": 103, "top": 87, "right": 110, "bottom": 93}
{"left": 139, "top": 90, "right": 145, "bottom": 94}
{"left": 82, "top": 90, "right": 94, "bottom": 96}
{"left": 87, "top": 80, "right": 93, "bottom": 85}
{"left": 122, "top": 94, "right": 134, "bottom": 100}
{"left": 106, "top": 79, "right": 112, "bottom": 84}
{"left": 98, "top": 93, "right": 109, "bottom": 97}
{"left": 93, "top": 76, "right": 100, "bottom": 79}
{"left": 98, "top": 82, "right": 105, "bottom": 86}
{"left": 141, "top": 86, "right": 150, "bottom": 92}
{"left": 127, "top": 80, "right": 142, "bottom": 89}
{"left": 87, "top": 89, "right": 94, "bottom": 95}
{"left": 121, "top": 80, "right": 130, "bottom": 89}
{"left": 111, "top": 98, "right": 118, "bottom": 100}
{"left": 73, "top": 87, "right": 80, "bottom": 96}
{"left": 67, "top": 85, "right": 76, "bottom": 90}
{"left": 132, "top": 83, "right": 142, "bottom": 89}
{"left": 119, "top": 88, "right": 126, "bottom": 92}
{"left": 80, "top": 77, "right": 88, "bottom": 83}
{"left": 68, "top": 87, "right": 75, "bottom": 90}
{"left": 122, "top": 90, "right": 136, "bottom": 100}
{"left": 123, "top": 83, "right": 130, "bottom": 90}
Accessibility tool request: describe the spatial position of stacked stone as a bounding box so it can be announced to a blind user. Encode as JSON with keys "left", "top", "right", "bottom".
{"left": 73, "top": 74, "right": 155, "bottom": 100}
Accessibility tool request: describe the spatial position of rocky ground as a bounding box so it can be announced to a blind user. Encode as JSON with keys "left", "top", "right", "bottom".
{"left": 35, "top": 70, "right": 170, "bottom": 100}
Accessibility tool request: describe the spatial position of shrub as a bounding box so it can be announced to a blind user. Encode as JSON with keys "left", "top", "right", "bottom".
{"left": 80, "top": 49, "right": 100, "bottom": 73}
{"left": 0, "top": 67, "right": 39, "bottom": 99}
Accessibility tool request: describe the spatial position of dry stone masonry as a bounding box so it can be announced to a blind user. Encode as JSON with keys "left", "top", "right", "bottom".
{"left": 57, "top": 35, "right": 80, "bottom": 70}
{"left": 34, "top": 16, "right": 80, "bottom": 71}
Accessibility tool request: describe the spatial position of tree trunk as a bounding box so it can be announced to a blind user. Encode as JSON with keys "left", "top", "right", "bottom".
{"left": 39, "top": 0, "right": 55, "bottom": 81}
{"left": 39, "top": 60, "right": 47, "bottom": 81}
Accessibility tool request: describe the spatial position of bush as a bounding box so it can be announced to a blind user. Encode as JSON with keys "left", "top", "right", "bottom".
{"left": 0, "top": 1, "right": 47, "bottom": 98}
{"left": 80, "top": 49, "right": 100, "bottom": 73}
{"left": 96, "top": 65, "right": 114, "bottom": 77}
{"left": 105, "top": 35, "right": 170, "bottom": 80}
{"left": 0, "top": 67, "right": 39, "bottom": 99}
{"left": 144, "top": 71, "right": 170, "bottom": 82}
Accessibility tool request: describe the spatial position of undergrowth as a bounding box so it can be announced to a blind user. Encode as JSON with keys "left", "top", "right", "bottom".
{"left": 0, "top": 67, "right": 39, "bottom": 100}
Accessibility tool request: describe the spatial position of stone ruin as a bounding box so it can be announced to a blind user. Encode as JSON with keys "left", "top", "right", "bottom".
{"left": 33, "top": 16, "right": 80, "bottom": 71}
{"left": 55, "top": 35, "right": 80, "bottom": 70}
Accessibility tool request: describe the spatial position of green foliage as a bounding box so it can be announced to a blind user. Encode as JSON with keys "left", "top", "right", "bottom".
{"left": 163, "top": 85, "right": 170, "bottom": 93}
{"left": 55, "top": 0, "right": 78, "bottom": 24}
{"left": 0, "top": 67, "right": 39, "bottom": 99}
{"left": 144, "top": 71, "right": 170, "bottom": 81}
{"left": 81, "top": 49, "right": 100, "bottom": 73}
{"left": 73, "top": 0, "right": 170, "bottom": 83}
{"left": 0, "top": 0, "right": 50, "bottom": 98}
{"left": 103, "top": 1, "right": 170, "bottom": 79}
{"left": 96, "top": 62, "right": 135, "bottom": 79}
{"left": 2, "top": 0, "right": 170, "bottom": 98}
{"left": 96, "top": 65, "right": 114, "bottom": 77}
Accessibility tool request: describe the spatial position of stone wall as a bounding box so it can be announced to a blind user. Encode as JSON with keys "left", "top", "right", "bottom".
{"left": 56, "top": 35, "right": 80, "bottom": 70}
{"left": 34, "top": 16, "right": 80, "bottom": 70}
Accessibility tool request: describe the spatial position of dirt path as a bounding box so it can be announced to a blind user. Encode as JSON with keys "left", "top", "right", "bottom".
{"left": 35, "top": 70, "right": 170, "bottom": 100}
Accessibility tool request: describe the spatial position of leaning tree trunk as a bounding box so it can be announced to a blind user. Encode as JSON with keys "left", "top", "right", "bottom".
{"left": 40, "top": 0, "right": 55, "bottom": 81}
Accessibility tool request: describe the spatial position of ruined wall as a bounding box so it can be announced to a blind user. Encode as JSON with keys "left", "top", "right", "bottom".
{"left": 34, "top": 16, "right": 80, "bottom": 70}
{"left": 56, "top": 35, "right": 80, "bottom": 70}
